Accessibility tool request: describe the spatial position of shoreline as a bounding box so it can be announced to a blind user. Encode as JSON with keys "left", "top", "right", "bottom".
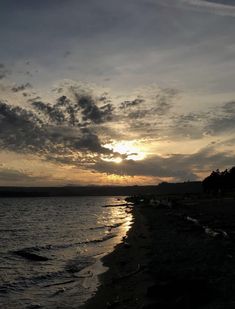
{"left": 83, "top": 196, "right": 235, "bottom": 309}
{"left": 82, "top": 204, "right": 152, "bottom": 309}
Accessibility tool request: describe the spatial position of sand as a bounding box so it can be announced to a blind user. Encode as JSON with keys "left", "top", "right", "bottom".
{"left": 82, "top": 196, "right": 235, "bottom": 309}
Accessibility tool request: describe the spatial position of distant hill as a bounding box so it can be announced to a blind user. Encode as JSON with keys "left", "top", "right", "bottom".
{"left": 0, "top": 182, "right": 202, "bottom": 197}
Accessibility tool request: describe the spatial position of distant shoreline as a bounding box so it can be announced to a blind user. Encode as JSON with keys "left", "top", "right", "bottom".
{"left": 0, "top": 182, "right": 202, "bottom": 197}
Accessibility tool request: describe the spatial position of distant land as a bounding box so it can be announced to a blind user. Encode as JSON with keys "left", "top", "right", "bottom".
{"left": 0, "top": 182, "right": 202, "bottom": 197}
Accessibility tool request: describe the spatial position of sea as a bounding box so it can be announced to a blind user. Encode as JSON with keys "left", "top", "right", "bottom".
{"left": 0, "top": 196, "right": 133, "bottom": 308}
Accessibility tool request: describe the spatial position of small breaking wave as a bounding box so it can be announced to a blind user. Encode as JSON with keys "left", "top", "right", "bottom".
{"left": 89, "top": 222, "right": 123, "bottom": 231}
{"left": 0, "top": 256, "right": 94, "bottom": 295}
{"left": 10, "top": 233, "right": 117, "bottom": 258}
{"left": 13, "top": 248, "right": 50, "bottom": 261}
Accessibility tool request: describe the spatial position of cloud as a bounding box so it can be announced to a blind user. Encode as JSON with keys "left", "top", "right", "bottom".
{"left": 0, "top": 79, "right": 234, "bottom": 183}
{"left": 31, "top": 88, "right": 115, "bottom": 127}
{"left": 119, "top": 88, "right": 176, "bottom": 119}
{"left": 116, "top": 87, "right": 179, "bottom": 137}
{"left": 222, "top": 101, "right": 235, "bottom": 113}
{"left": 168, "top": 112, "right": 209, "bottom": 139}
{"left": 0, "top": 83, "right": 183, "bottom": 171}
{"left": 75, "top": 94, "right": 114, "bottom": 124}
{"left": 206, "top": 101, "right": 235, "bottom": 134}
{"left": 0, "top": 64, "right": 9, "bottom": 80}
{"left": 176, "top": 0, "right": 235, "bottom": 16}
{"left": 93, "top": 145, "right": 235, "bottom": 181}
{"left": 32, "top": 99, "right": 69, "bottom": 125}
{"left": 0, "top": 167, "right": 45, "bottom": 183}
{"left": 11, "top": 83, "right": 32, "bottom": 93}
{"left": 0, "top": 99, "right": 115, "bottom": 165}
{"left": 120, "top": 98, "right": 144, "bottom": 109}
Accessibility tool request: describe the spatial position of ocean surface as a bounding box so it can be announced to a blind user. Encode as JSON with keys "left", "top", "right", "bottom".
{"left": 0, "top": 196, "right": 133, "bottom": 308}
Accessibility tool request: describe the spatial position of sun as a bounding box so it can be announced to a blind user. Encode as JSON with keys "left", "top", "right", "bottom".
{"left": 113, "top": 157, "right": 123, "bottom": 164}
{"left": 103, "top": 141, "right": 146, "bottom": 163}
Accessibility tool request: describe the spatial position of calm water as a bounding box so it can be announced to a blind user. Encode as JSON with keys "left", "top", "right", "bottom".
{"left": 0, "top": 196, "right": 133, "bottom": 308}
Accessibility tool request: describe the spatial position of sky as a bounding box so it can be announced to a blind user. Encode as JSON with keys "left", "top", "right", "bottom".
{"left": 0, "top": 0, "right": 235, "bottom": 186}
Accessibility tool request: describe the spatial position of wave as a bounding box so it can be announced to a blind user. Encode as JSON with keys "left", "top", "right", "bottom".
{"left": 13, "top": 248, "right": 50, "bottom": 261}
{"left": 0, "top": 256, "right": 94, "bottom": 295}
{"left": 10, "top": 233, "right": 117, "bottom": 257}
{"left": 89, "top": 222, "right": 123, "bottom": 231}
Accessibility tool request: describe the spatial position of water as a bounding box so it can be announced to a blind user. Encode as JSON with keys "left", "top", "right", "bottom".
{"left": 0, "top": 196, "right": 133, "bottom": 308}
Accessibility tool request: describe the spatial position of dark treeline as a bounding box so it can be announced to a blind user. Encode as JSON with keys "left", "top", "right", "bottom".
{"left": 202, "top": 166, "right": 235, "bottom": 194}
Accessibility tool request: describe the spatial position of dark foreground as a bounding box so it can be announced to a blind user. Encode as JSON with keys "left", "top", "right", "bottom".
{"left": 83, "top": 196, "right": 235, "bottom": 309}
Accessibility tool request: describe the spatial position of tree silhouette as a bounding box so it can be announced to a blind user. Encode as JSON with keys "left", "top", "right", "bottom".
{"left": 202, "top": 166, "right": 235, "bottom": 194}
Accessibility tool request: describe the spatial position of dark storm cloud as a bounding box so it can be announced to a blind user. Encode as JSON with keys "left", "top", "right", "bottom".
{"left": 93, "top": 146, "right": 235, "bottom": 181}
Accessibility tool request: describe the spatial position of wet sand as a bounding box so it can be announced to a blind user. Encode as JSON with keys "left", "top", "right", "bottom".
{"left": 83, "top": 196, "right": 235, "bottom": 309}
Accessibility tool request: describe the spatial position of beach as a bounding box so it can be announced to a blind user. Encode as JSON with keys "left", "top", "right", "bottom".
{"left": 83, "top": 196, "right": 235, "bottom": 309}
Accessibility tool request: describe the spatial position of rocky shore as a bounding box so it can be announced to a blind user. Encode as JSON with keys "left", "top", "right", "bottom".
{"left": 83, "top": 196, "right": 235, "bottom": 309}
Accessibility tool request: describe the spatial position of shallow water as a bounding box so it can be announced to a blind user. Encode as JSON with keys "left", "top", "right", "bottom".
{"left": 0, "top": 196, "right": 132, "bottom": 308}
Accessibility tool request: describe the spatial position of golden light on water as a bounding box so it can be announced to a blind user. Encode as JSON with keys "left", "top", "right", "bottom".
{"left": 108, "top": 203, "right": 133, "bottom": 240}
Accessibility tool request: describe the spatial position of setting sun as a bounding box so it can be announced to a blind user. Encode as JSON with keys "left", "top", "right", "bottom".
{"left": 104, "top": 141, "right": 146, "bottom": 162}
{"left": 113, "top": 157, "right": 123, "bottom": 164}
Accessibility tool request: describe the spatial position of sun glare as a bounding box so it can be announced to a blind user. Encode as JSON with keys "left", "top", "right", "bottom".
{"left": 113, "top": 157, "right": 123, "bottom": 164}
{"left": 103, "top": 141, "right": 146, "bottom": 163}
